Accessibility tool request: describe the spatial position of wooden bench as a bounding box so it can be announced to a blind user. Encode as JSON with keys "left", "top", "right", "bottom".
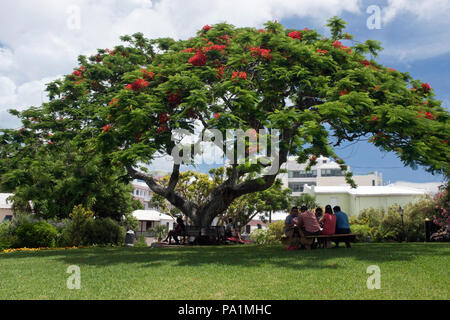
{"left": 282, "top": 227, "right": 356, "bottom": 250}
{"left": 181, "top": 226, "right": 226, "bottom": 245}
{"left": 305, "top": 233, "right": 357, "bottom": 249}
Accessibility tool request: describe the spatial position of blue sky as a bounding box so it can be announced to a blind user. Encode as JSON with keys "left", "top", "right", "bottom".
{"left": 0, "top": 0, "right": 448, "bottom": 183}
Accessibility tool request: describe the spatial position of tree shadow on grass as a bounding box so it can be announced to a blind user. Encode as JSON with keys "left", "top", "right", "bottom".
{"left": 1, "top": 243, "right": 449, "bottom": 271}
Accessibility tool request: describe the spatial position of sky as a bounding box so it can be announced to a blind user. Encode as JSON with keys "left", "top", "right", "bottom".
{"left": 0, "top": 0, "right": 449, "bottom": 183}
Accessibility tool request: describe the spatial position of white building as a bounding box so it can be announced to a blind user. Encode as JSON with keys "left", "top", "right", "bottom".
{"left": 279, "top": 156, "right": 382, "bottom": 196}
{"left": 132, "top": 209, "right": 175, "bottom": 235}
{"left": 303, "top": 185, "right": 428, "bottom": 216}
{"left": 0, "top": 193, "right": 14, "bottom": 222}
{"left": 131, "top": 179, "right": 154, "bottom": 210}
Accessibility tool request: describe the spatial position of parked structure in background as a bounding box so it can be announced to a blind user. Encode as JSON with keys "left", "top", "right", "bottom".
{"left": 279, "top": 156, "right": 383, "bottom": 196}
{"left": 132, "top": 209, "right": 174, "bottom": 237}
{"left": 0, "top": 193, "right": 13, "bottom": 222}
{"left": 303, "top": 185, "right": 428, "bottom": 216}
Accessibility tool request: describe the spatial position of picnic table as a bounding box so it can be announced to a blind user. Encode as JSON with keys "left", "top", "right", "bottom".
{"left": 282, "top": 226, "right": 357, "bottom": 250}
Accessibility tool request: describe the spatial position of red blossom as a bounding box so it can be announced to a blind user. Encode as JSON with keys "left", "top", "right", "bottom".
{"left": 214, "top": 113, "right": 220, "bottom": 119}
{"left": 202, "top": 44, "right": 226, "bottom": 53}
{"left": 140, "top": 69, "right": 154, "bottom": 80}
{"left": 168, "top": 93, "right": 182, "bottom": 105}
{"left": 250, "top": 46, "right": 272, "bottom": 59}
{"left": 102, "top": 125, "right": 112, "bottom": 133}
{"left": 202, "top": 25, "right": 211, "bottom": 32}
{"left": 126, "top": 78, "right": 149, "bottom": 91}
{"left": 361, "top": 60, "right": 371, "bottom": 66}
{"left": 217, "top": 66, "right": 224, "bottom": 78}
{"left": 159, "top": 112, "right": 170, "bottom": 124}
{"left": 72, "top": 70, "right": 82, "bottom": 77}
{"left": 288, "top": 31, "right": 302, "bottom": 40}
{"left": 422, "top": 83, "right": 431, "bottom": 92}
{"left": 317, "top": 49, "right": 328, "bottom": 54}
{"left": 339, "top": 89, "right": 349, "bottom": 96}
{"left": 388, "top": 68, "right": 396, "bottom": 72}
{"left": 188, "top": 51, "right": 207, "bottom": 66}
{"left": 157, "top": 126, "right": 167, "bottom": 133}
{"left": 333, "top": 41, "right": 343, "bottom": 48}
{"left": 109, "top": 98, "right": 118, "bottom": 106}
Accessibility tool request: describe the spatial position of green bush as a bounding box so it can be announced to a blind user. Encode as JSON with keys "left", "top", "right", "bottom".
{"left": 0, "top": 221, "right": 17, "bottom": 250}
{"left": 84, "top": 218, "right": 126, "bottom": 246}
{"left": 267, "top": 221, "right": 284, "bottom": 242}
{"left": 351, "top": 197, "right": 437, "bottom": 242}
{"left": 134, "top": 235, "right": 148, "bottom": 247}
{"left": 250, "top": 225, "right": 281, "bottom": 245}
{"left": 59, "top": 205, "right": 94, "bottom": 246}
{"left": 14, "top": 220, "right": 58, "bottom": 248}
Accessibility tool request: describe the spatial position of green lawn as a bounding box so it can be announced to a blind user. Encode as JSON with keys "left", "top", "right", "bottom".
{"left": 0, "top": 243, "right": 449, "bottom": 300}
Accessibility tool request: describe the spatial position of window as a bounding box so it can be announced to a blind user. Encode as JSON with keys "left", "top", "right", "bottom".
{"left": 246, "top": 225, "right": 251, "bottom": 234}
{"left": 289, "top": 170, "right": 317, "bottom": 178}
{"left": 323, "top": 160, "right": 327, "bottom": 164}
{"left": 321, "top": 169, "right": 345, "bottom": 177}
{"left": 372, "top": 180, "right": 376, "bottom": 186}
{"left": 3, "top": 215, "right": 12, "bottom": 222}
{"left": 257, "top": 224, "right": 262, "bottom": 229}
{"left": 288, "top": 182, "right": 316, "bottom": 192}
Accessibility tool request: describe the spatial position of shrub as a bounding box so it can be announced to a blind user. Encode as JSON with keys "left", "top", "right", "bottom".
{"left": 14, "top": 220, "right": 58, "bottom": 248}
{"left": 60, "top": 205, "right": 94, "bottom": 246}
{"left": 267, "top": 220, "right": 284, "bottom": 242}
{"left": 0, "top": 221, "right": 17, "bottom": 250}
{"left": 250, "top": 226, "right": 281, "bottom": 245}
{"left": 84, "top": 218, "right": 125, "bottom": 246}
{"left": 134, "top": 235, "right": 148, "bottom": 248}
{"left": 148, "top": 224, "right": 168, "bottom": 240}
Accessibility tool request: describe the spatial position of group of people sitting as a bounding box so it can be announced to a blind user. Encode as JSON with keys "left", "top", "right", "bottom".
{"left": 285, "top": 205, "right": 351, "bottom": 249}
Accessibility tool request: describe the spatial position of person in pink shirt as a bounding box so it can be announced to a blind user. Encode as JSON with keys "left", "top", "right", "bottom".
{"left": 319, "top": 205, "right": 337, "bottom": 235}
{"left": 297, "top": 206, "right": 322, "bottom": 236}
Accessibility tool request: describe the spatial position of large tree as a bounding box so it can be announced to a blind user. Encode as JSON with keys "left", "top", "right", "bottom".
{"left": 2, "top": 18, "right": 449, "bottom": 227}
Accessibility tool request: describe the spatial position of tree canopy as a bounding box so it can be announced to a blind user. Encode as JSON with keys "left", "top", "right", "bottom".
{"left": 1, "top": 17, "right": 449, "bottom": 226}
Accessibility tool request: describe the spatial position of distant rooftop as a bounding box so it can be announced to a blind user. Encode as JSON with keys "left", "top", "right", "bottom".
{"left": 305, "top": 185, "right": 427, "bottom": 196}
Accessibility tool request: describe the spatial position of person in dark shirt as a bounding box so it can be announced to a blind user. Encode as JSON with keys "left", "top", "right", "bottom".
{"left": 164, "top": 217, "right": 185, "bottom": 245}
{"left": 333, "top": 206, "right": 352, "bottom": 248}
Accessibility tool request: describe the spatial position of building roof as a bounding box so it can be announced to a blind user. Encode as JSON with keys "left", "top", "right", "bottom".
{"left": 132, "top": 210, "right": 174, "bottom": 221}
{"left": 387, "top": 181, "right": 443, "bottom": 194}
{"left": 0, "top": 193, "right": 13, "bottom": 209}
{"left": 305, "top": 185, "right": 427, "bottom": 196}
{"left": 247, "top": 220, "right": 268, "bottom": 227}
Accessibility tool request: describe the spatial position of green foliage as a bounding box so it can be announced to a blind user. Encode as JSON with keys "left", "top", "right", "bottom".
{"left": 134, "top": 234, "right": 148, "bottom": 247}
{"left": 60, "top": 205, "right": 125, "bottom": 246}
{"left": 149, "top": 224, "right": 168, "bottom": 239}
{"left": 14, "top": 220, "right": 58, "bottom": 248}
{"left": 250, "top": 221, "right": 283, "bottom": 245}
{"left": 83, "top": 218, "right": 126, "bottom": 246}
{"left": 0, "top": 221, "right": 16, "bottom": 250}
{"left": 292, "top": 194, "right": 319, "bottom": 210}
{"left": 351, "top": 197, "right": 437, "bottom": 242}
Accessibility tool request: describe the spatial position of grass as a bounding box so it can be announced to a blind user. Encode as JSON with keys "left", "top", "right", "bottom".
{"left": 0, "top": 243, "right": 449, "bottom": 300}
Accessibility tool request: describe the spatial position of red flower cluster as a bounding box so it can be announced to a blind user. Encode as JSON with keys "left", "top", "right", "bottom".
{"left": 231, "top": 71, "right": 247, "bottom": 81}
{"left": 421, "top": 83, "right": 431, "bottom": 92}
{"left": 417, "top": 111, "right": 435, "bottom": 120}
{"left": 159, "top": 112, "right": 170, "bottom": 124}
{"left": 168, "top": 92, "right": 182, "bottom": 105}
{"left": 217, "top": 66, "right": 225, "bottom": 78}
{"left": 106, "top": 48, "right": 116, "bottom": 56}
{"left": 317, "top": 49, "right": 328, "bottom": 55}
{"left": 140, "top": 69, "right": 154, "bottom": 80}
{"left": 361, "top": 60, "right": 371, "bottom": 66}
{"left": 288, "top": 31, "right": 302, "bottom": 40}
{"left": 339, "top": 89, "right": 349, "bottom": 96}
{"left": 333, "top": 41, "right": 352, "bottom": 53}
{"left": 102, "top": 125, "right": 112, "bottom": 133}
{"left": 202, "top": 44, "right": 226, "bottom": 52}
{"left": 157, "top": 126, "right": 168, "bottom": 133}
{"left": 183, "top": 48, "right": 197, "bottom": 53}
{"left": 250, "top": 46, "right": 272, "bottom": 59}
{"left": 189, "top": 51, "right": 207, "bottom": 66}
{"left": 214, "top": 113, "right": 220, "bottom": 119}
{"left": 72, "top": 66, "right": 85, "bottom": 77}
{"left": 109, "top": 98, "right": 118, "bottom": 106}
{"left": 388, "top": 68, "right": 396, "bottom": 72}
{"left": 202, "top": 25, "right": 211, "bottom": 32}
{"left": 217, "top": 34, "right": 230, "bottom": 44}
{"left": 126, "top": 78, "right": 149, "bottom": 91}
